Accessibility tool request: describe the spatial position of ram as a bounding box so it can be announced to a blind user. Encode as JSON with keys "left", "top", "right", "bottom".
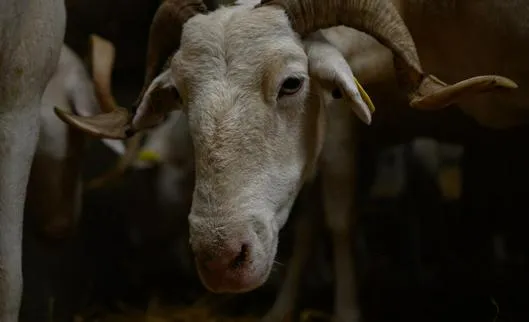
{"left": 55, "top": 0, "right": 518, "bottom": 321}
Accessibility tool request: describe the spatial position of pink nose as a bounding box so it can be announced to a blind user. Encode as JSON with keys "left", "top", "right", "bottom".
{"left": 199, "top": 242, "right": 250, "bottom": 272}
{"left": 194, "top": 241, "right": 254, "bottom": 293}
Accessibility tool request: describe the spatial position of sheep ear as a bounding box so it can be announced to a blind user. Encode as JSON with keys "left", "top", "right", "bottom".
{"left": 330, "top": 75, "right": 376, "bottom": 114}
{"left": 306, "top": 32, "right": 374, "bottom": 125}
{"left": 131, "top": 68, "right": 182, "bottom": 131}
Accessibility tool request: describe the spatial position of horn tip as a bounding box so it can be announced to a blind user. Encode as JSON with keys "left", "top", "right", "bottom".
{"left": 408, "top": 97, "right": 443, "bottom": 110}
{"left": 53, "top": 106, "right": 72, "bottom": 119}
{"left": 477, "top": 75, "right": 519, "bottom": 90}
{"left": 498, "top": 77, "right": 519, "bottom": 89}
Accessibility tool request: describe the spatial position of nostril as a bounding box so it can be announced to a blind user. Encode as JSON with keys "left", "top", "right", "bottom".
{"left": 197, "top": 242, "right": 251, "bottom": 273}
{"left": 230, "top": 243, "right": 249, "bottom": 270}
{"left": 332, "top": 88, "right": 343, "bottom": 99}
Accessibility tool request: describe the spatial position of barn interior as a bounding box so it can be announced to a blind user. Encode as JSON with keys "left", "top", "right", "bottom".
{"left": 18, "top": 0, "right": 529, "bottom": 321}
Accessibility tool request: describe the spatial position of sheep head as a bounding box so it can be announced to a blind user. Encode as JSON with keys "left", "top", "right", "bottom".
{"left": 54, "top": 0, "right": 518, "bottom": 294}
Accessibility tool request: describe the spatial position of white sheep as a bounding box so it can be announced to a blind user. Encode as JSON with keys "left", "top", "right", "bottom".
{"left": 0, "top": 1, "right": 66, "bottom": 320}
{"left": 55, "top": 0, "right": 518, "bottom": 321}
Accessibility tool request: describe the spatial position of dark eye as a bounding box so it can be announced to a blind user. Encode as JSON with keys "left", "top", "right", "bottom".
{"left": 279, "top": 77, "right": 304, "bottom": 96}
{"left": 171, "top": 86, "right": 184, "bottom": 105}
{"left": 332, "top": 88, "right": 343, "bottom": 99}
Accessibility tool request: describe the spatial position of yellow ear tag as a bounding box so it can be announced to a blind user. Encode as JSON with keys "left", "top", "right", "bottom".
{"left": 354, "top": 77, "right": 376, "bottom": 113}
{"left": 137, "top": 150, "right": 161, "bottom": 163}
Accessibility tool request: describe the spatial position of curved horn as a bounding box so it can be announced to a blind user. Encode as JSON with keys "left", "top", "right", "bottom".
{"left": 82, "top": 35, "right": 145, "bottom": 190}
{"left": 54, "top": 33, "right": 132, "bottom": 139}
{"left": 55, "top": 0, "right": 213, "bottom": 140}
{"left": 90, "top": 34, "right": 117, "bottom": 113}
{"left": 409, "top": 74, "right": 518, "bottom": 110}
{"left": 257, "top": 0, "right": 518, "bottom": 109}
{"left": 138, "top": 0, "right": 209, "bottom": 103}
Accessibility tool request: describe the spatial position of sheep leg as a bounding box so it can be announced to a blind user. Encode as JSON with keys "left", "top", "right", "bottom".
{"left": 0, "top": 1, "right": 66, "bottom": 321}
{"left": 322, "top": 171, "right": 360, "bottom": 322}
{"left": 0, "top": 110, "right": 41, "bottom": 322}
{"left": 321, "top": 107, "right": 361, "bottom": 322}
{"left": 27, "top": 131, "right": 86, "bottom": 239}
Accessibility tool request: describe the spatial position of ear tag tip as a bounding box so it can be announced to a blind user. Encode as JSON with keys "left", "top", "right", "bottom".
{"left": 138, "top": 150, "right": 161, "bottom": 162}
{"left": 353, "top": 77, "right": 376, "bottom": 113}
{"left": 53, "top": 106, "right": 68, "bottom": 114}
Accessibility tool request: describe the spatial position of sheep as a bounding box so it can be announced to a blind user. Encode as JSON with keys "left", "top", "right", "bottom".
{"left": 54, "top": 0, "right": 518, "bottom": 321}
{"left": 315, "top": 7, "right": 529, "bottom": 316}
{"left": 25, "top": 37, "right": 127, "bottom": 239}
{"left": 279, "top": 0, "right": 529, "bottom": 319}
{"left": 313, "top": 1, "right": 529, "bottom": 318}
{"left": 0, "top": 1, "right": 66, "bottom": 321}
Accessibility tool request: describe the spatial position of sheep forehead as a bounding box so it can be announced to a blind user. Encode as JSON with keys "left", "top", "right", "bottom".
{"left": 185, "top": 4, "right": 295, "bottom": 38}
{"left": 174, "top": 7, "right": 307, "bottom": 141}
{"left": 175, "top": 6, "right": 306, "bottom": 115}
{"left": 179, "top": 6, "right": 302, "bottom": 76}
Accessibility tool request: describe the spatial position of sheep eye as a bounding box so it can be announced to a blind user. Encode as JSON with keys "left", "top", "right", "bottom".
{"left": 171, "top": 86, "right": 184, "bottom": 105}
{"left": 279, "top": 77, "right": 304, "bottom": 96}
